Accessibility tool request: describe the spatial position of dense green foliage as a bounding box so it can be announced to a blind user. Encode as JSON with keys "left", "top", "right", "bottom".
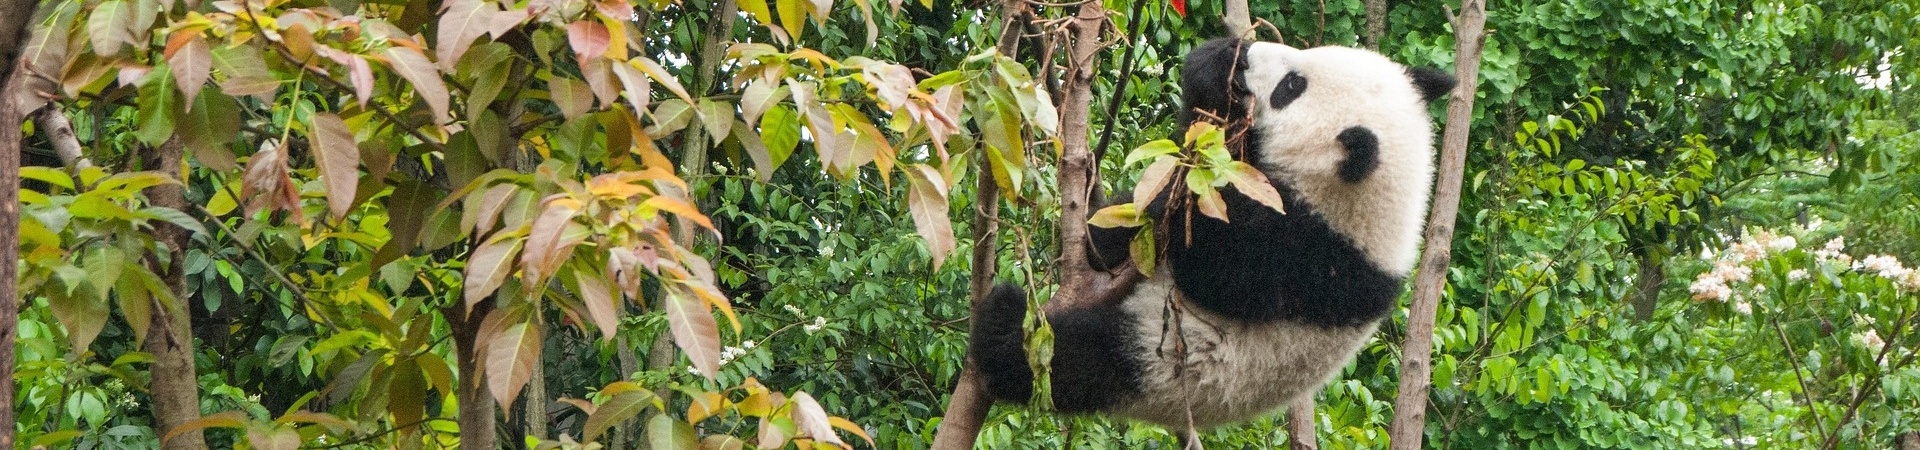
{"left": 9, "top": 0, "right": 1919, "bottom": 448}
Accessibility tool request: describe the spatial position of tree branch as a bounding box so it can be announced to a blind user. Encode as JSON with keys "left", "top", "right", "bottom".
{"left": 1386, "top": 0, "right": 1486, "bottom": 448}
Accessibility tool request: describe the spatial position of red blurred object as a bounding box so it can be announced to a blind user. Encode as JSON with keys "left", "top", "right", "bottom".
{"left": 1171, "top": 0, "right": 1187, "bottom": 16}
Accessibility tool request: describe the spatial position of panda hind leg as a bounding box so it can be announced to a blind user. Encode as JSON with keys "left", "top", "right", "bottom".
{"left": 967, "top": 283, "right": 1144, "bottom": 413}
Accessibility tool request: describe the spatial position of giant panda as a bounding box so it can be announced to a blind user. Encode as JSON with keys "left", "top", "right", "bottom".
{"left": 968, "top": 38, "right": 1456, "bottom": 430}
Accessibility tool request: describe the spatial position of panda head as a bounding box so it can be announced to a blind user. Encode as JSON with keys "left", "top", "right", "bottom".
{"left": 1179, "top": 38, "right": 1455, "bottom": 275}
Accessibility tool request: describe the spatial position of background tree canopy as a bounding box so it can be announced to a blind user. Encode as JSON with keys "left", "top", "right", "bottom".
{"left": 3, "top": 0, "right": 1917, "bottom": 448}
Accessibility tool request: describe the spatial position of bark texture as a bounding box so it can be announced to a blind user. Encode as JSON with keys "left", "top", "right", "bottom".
{"left": 929, "top": 3, "right": 1024, "bottom": 448}
{"left": 1288, "top": 401, "right": 1318, "bottom": 449}
{"left": 1050, "top": 1, "right": 1108, "bottom": 308}
{"left": 1364, "top": 0, "right": 1388, "bottom": 50}
{"left": 143, "top": 138, "right": 209, "bottom": 450}
{"left": 1386, "top": 1, "right": 1487, "bottom": 448}
{"left": 1223, "top": 0, "right": 1252, "bottom": 39}
{"left": 0, "top": 36, "right": 34, "bottom": 450}
{"left": 1631, "top": 247, "right": 1666, "bottom": 321}
{"left": 450, "top": 301, "right": 497, "bottom": 448}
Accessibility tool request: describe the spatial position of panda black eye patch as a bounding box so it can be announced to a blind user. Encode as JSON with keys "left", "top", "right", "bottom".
{"left": 1269, "top": 71, "right": 1308, "bottom": 110}
{"left": 1337, "top": 126, "right": 1379, "bottom": 183}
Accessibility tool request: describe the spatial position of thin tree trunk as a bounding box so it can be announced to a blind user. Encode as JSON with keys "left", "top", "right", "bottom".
{"left": 1051, "top": 1, "right": 1108, "bottom": 307}
{"left": 1223, "top": 0, "right": 1252, "bottom": 39}
{"left": 1364, "top": 0, "right": 1387, "bottom": 50}
{"left": 524, "top": 309, "right": 547, "bottom": 441}
{"left": 451, "top": 300, "right": 497, "bottom": 449}
{"left": 1630, "top": 246, "right": 1665, "bottom": 321}
{"left": 142, "top": 138, "right": 208, "bottom": 450}
{"left": 1386, "top": 2, "right": 1486, "bottom": 449}
{"left": 1898, "top": 431, "right": 1920, "bottom": 450}
{"left": 930, "top": 3, "right": 1025, "bottom": 449}
{"left": 0, "top": 3, "right": 41, "bottom": 439}
{"left": 1287, "top": 401, "right": 1317, "bottom": 449}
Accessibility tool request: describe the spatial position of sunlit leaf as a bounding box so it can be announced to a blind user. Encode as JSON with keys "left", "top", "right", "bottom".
{"left": 436, "top": 0, "right": 496, "bottom": 72}
{"left": 574, "top": 270, "right": 619, "bottom": 342}
{"left": 696, "top": 98, "right": 733, "bottom": 145}
{"left": 1089, "top": 203, "right": 1146, "bottom": 228}
{"left": 520, "top": 198, "right": 583, "bottom": 286}
{"left": 165, "top": 33, "right": 212, "bottom": 108}
{"left": 1220, "top": 161, "right": 1285, "bottom": 214}
{"left": 87, "top": 0, "right": 136, "bottom": 57}
{"left": 903, "top": 165, "right": 954, "bottom": 268}
{"left": 647, "top": 413, "right": 699, "bottom": 450}
{"left": 634, "top": 56, "right": 694, "bottom": 105}
{"left": 583, "top": 391, "right": 653, "bottom": 442}
{"left": 739, "top": 78, "right": 788, "bottom": 128}
{"left": 550, "top": 76, "right": 595, "bottom": 120}
{"left": 567, "top": 20, "right": 610, "bottom": 61}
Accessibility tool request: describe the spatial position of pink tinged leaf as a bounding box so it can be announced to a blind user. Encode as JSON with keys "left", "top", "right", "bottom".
{"left": 436, "top": 0, "right": 494, "bottom": 73}
{"left": 647, "top": 414, "right": 699, "bottom": 449}
{"left": 463, "top": 236, "right": 523, "bottom": 313}
{"left": 903, "top": 165, "right": 955, "bottom": 268}
{"left": 790, "top": 81, "right": 847, "bottom": 171}
{"left": 666, "top": 287, "right": 723, "bottom": 379}
{"left": 574, "top": 270, "right": 620, "bottom": 342}
{"left": 549, "top": 76, "right": 594, "bottom": 120}
{"left": 643, "top": 196, "right": 716, "bottom": 233}
{"left": 566, "top": 20, "right": 610, "bottom": 62}
{"left": 808, "top": 0, "right": 835, "bottom": 19}
{"left": 580, "top": 57, "right": 618, "bottom": 106}
{"left": 789, "top": 392, "right": 846, "bottom": 446}
{"left": 347, "top": 56, "right": 375, "bottom": 107}
{"left": 738, "top": 78, "right": 788, "bottom": 128}
{"left": 1223, "top": 161, "right": 1286, "bottom": 214}
{"left": 486, "top": 321, "right": 541, "bottom": 411}
{"left": 861, "top": 63, "right": 914, "bottom": 109}
{"left": 1192, "top": 184, "right": 1227, "bottom": 222}
{"left": 521, "top": 198, "right": 585, "bottom": 286}
{"left": 381, "top": 47, "right": 451, "bottom": 124}
{"left": 610, "top": 60, "right": 652, "bottom": 123}
{"left": 732, "top": 121, "right": 774, "bottom": 181}
{"left": 244, "top": 426, "right": 301, "bottom": 450}
{"left": 633, "top": 56, "right": 694, "bottom": 105}
{"left": 467, "top": 183, "right": 519, "bottom": 234}
{"left": 308, "top": 113, "right": 362, "bottom": 220}
{"left": 486, "top": 8, "right": 529, "bottom": 39}
{"left": 594, "top": 0, "right": 634, "bottom": 21}
{"left": 165, "top": 33, "right": 212, "bottom": 109}
{"left": 1134, "top": 156, "right": 1179, "bottom": 208}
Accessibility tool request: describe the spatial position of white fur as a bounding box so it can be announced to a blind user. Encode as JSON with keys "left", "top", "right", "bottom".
{"left": 1106, "top": 272, "right": 1381, "bottom": 428}
{"left": 1239, "top": 43, "right": 1436, "bottom": 276}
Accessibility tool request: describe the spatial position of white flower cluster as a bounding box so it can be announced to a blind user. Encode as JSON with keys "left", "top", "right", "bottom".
{"left": 1690, "top": 230, "right": 1795, "bottom": 304}
{"left": 1857, "top": 254, "right": 1920, "bottom": 292}
{"left": 1812, "top": 237, "right": 1851, "bottom": 266}
{"left": 803, "top": 316, "right": 827, "bottom": 333}
{"left": 1854, "top": 328, "right": 1886, "bottom": 352}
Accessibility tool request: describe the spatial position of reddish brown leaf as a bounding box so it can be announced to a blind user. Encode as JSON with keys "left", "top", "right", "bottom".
{"left": 520, "top": 198, "right": 584, "bottom": 285}
{"left": 308, "top": 113, "right": 362, "bottom": 220}
{"left": 574, "top": 269, "right": 620, "bottom": 342}
{"left": 566, "top": 20, "right": 611, "bottom": 61}
{"left": 486, "top": 321, "right": 541, "bottom": 410}
{"left": 241, "top": 141, "right": 301, "bottom": 220}
{"left": 1134, "top": 156, "right": 1179, "bottom": 208}
{"left": 580, "top": 57, "right": 618, "bottom": 106}
{"left": 463, "top": 236, "right": 523, "bottom": 312}
{"left": 346, "top": 56, "right": 375, "bottom": 107}
{"left": 166, "top": 33, "right": 212, "bottom": 108}
{"left": 610, "top": 59, "right": 652, "bottom": 120}
{"left": 381, "top": 47, "right": 450, "bottom": 124}
{"left": 789, "top": 392, "right": 845, "bottom": 446}
{"left": 667, "top": 287, "right": 722, "bottom": 379}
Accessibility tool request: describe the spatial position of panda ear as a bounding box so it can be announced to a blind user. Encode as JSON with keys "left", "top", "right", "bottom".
{"left": 1180, "top": 38, "right": 1252, "bottom": 119}
{"left": 1406, "top": 67, "right": 1456, "bottom": 103}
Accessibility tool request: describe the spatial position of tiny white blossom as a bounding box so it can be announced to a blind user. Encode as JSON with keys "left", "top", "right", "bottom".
{"left": 1854, "top": 329, "right": 1886, "bottom": 351}
{"left": 1824, "top": 236, "right": 1846, "bottom": 253}
{"left": 1769, "top": 236, "right": 1797, "bottom": 252}
{"left": 820, "top": 246, "right": 835, "bottom": 258}
{"left": 1732, "top": 300, "right": 1752, "bottom": 314}
{"left": 1713, "top": 260, "right": 1753, "bottom": 283}
{"left": 1788, "top": 269, "right": 1809, "bottom": 281}
{"left": 742, "top": 340, "right": 757, "bottom": 349}
{"left": 1861, "top": 254, "right": 1913, "bottom": 280}
{"left": 687, "top": 366, "right": 702, "bottom": 375}
{"left": 1690, "top": 274, "right": 1732, "bottom": 302}
{"left": 804, "top": 316, "right": 827, "bottom": 333}
{"left": 783, "top": 304, "right": 804, "bottom": 315}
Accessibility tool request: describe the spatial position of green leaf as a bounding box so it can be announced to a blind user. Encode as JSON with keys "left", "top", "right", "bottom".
{"left": 1126, "top": 140, "right": 1180, "bottom": 166}
{"left": 1088, "top": 203, "right": 1145, "bottom": 229}
{"left": 134, "top": 65, "right": 178, "bottom": 146}
{"left": 583, "top": 391, "right": 655, "bottom": 443}
{"left": 646, "top": 413, "right": 698, "bottom": 450}
{"left": 760, "top": 105, "right": 800, "bottom": 170}
{"left": 549, "top": 75, "right": 595, "bottom": 120}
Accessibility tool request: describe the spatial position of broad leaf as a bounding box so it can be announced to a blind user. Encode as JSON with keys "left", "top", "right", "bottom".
{"left": 1221, "top": 161, "right": 1286, "bottom": 214}
{"left": 486, "top": 321, "right": 540, "bottom": 410}
{"left": 566, "top": 20, "right": 610, "bottom": 61}
{"left": 647, "top": 413, "right": 699, "bottom": 450}
{"left": 165, "top": 33, "right": 212, "bottom": 109}
{"left": 789, "top": 392, "right": 845, "bottom": 446}
{"left": 903, "top": 165, "right": 954, "bottom": 268}
{"left": 550, "top": 76, "right": 594, "bottom": 120}
{"left": 86, "top": 0, "right": 136, "bottom": 56}
{"left": 381, "top": 47, "right": 450, "bottom": 124}
{"left": 574, "top": 270, "right": 619, "bottom": 342}
{"left": 667, "top": 288, "right": 722, "bottom": 379}
{"left": 308, "top": 113, "right": 361, "bottom": 220}
{"left": 463, "top": 236, "right": 523, "bottom": 312}
{"left": 583, "top": 391, "right": 654, "bottom": 442}
{"left": 436, "top": 0, "right": 496, "bottom": 72}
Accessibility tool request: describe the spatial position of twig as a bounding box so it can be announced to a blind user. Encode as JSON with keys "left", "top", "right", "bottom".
{"left": 1090, "top": 0, "right": 1150, "bottom": 162}
{"left": 189, "top": 203, "right": 335, "bottom": 330}
{"left": 1772, "top": 317, "right": 1831, "bottom": 444}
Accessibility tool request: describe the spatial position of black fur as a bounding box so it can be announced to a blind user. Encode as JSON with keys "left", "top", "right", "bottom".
{"left": 1087, "top": 189, "right": 1140, "bottom": 272}
{"left": 1336, "top": 126, "right": 1380, "bottom": 184}
{"left": 1177, "top": 39, "right": 1251, "bottom": 132}
{"left": 1269, "top": 71, "right": 1309, "bottom": 111}
{"left": 970, "top": 283, "right": 1144, "bottom": 412}
{"left": 1407, "top": 67, "right": 1457, "bottom": 103}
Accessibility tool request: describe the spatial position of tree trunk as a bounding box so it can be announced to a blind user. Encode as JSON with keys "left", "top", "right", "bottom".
{"left": 1223, "top": 0, "right": 1252, "bottom": 39}
{"left": 142, "top": 138, "right": 208, "bottom": 450}
{"left": 1051, "top": 1, "right": 1108, "bottom": 307}
{"left": 1386, "top": 2, "right": 1486, "bottom": 449}
{"left": 1364, "top": 0, "right": 1387, "bottom": 50}
{"left": 31, "top": 106, "right": 89, "bottom": 169}
{"left": 929, "top": 3, "right": 1024, "bottom": 449}
{"left": 1287, "top": 400, "right": 1317, "bottom": 449}
{"left": 1630, "top": 246, "right": 1665, "bottom": 321}
{"left": 1897, "top": 431, "right": 1920, "bottom": 450}
{"left": 0, "top": 6, "right": 41, "bottom": 439}
{"left": 450, "top": 301, "right": 497, "bottom": 449}
{"left": 524, "top": 309, "right": 547, "bottom": 441}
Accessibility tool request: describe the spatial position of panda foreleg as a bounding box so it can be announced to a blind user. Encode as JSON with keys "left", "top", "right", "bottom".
{"left": 968, "top": 283, "right": 1146, "bottom": 413}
